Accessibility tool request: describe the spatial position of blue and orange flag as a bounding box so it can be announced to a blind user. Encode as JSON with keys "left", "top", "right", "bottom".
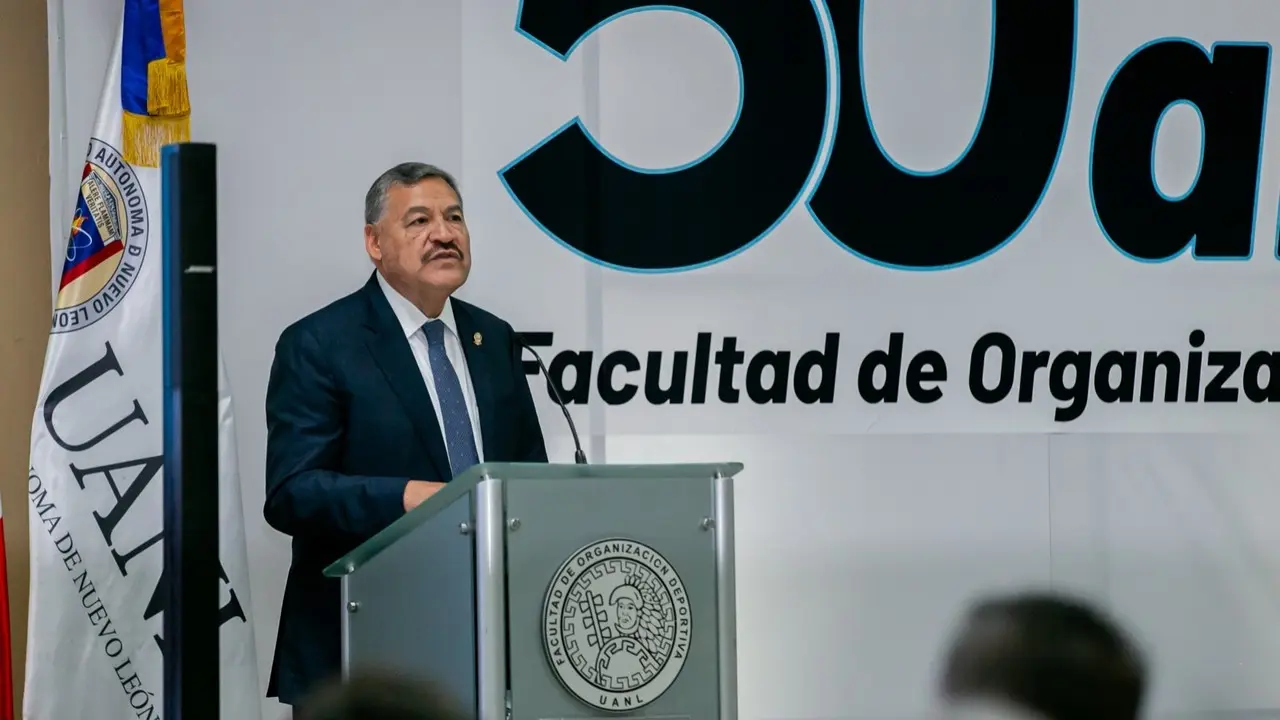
{"left": 28, "top": 0, "right": 263, "bottom": 716}
{"left": 120, "top": 0, "right": 189, "bottom": 167}
{"left": 54, "top": 0, "right": 191, "bottom": 309}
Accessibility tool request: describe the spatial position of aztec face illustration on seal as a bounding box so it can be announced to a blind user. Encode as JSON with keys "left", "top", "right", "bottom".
{"left": 542, "top": 538, "right": 692, "bottom": 712}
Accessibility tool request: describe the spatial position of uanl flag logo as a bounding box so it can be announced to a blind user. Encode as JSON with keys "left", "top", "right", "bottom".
{"left": 25, "top": 1, "right": 262, "bottom": 718}
{"left": 56, "top": 151, "right": 145, "bottom": 331}
{"left": 54, "top": 138, "right": 150, "bottom": 334}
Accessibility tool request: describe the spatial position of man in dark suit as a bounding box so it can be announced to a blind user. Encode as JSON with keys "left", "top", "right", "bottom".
{"left": 263, "top": 162, "right": 548, "bottom": 707}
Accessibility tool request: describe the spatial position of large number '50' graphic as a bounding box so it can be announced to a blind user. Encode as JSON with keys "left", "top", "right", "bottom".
{"left": 499, "top": 0, "right": 1271, "bottom": 272}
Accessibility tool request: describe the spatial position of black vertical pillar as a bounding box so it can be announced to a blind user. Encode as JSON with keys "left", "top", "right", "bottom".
{"left": 161, "top": 142, "right": 220, "bottom": 720}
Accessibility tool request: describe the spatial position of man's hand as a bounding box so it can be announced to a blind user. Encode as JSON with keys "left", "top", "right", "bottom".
{"left": 403, "top": 480, "right": 446, "bottom": 512}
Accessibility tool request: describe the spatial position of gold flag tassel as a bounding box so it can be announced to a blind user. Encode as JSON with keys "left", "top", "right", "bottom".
{"left": 122, "top": 58, "right": 190, "bottom": 168}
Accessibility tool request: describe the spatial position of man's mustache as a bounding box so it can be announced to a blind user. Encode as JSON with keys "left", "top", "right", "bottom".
{"left": 423, "top": 245, "right": 463, "bottom": 262}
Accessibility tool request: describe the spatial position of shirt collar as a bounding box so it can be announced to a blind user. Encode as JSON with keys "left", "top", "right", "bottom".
{"left": 376, "top": 270, "right": 458, "bottom": 340}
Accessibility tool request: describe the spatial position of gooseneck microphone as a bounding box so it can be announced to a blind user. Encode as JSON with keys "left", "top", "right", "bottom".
{"left": 518, "top": 336, "right": 588, "bottom": 464}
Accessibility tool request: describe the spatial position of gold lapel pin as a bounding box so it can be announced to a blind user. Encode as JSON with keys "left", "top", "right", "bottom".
{"left": 473, "top": 332, "right": 482, "bottom": 346}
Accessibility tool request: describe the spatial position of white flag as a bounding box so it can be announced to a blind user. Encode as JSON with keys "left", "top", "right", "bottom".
{"left": 25, "top": 7, "right": 261, "bottom": 719}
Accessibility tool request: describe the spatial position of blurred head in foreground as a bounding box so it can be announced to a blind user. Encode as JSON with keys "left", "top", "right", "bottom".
{"left": 939, "top": 592, "right": 1146, "bottom": 720}
{"left": 296, "top": 671, "right": 465, "bottom": 720}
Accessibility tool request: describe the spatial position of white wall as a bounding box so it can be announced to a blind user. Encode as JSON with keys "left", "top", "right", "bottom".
{"left": 51, "top": 1, "right": 1280, "bottom": 718}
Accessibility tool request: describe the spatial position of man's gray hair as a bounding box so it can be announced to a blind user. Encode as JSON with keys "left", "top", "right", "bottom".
{"left": 364, "top": 162, "right": 462, "bottom": 225}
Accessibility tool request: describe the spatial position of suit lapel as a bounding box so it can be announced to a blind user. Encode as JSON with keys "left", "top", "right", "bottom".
{"left": 359, "top": 277, "right": 451, "bottom": 481}
{"left": 453, "top": 301, "right": 499, "bottom": 458}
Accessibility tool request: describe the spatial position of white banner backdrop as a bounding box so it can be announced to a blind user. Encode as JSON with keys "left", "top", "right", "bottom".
{"left": 46, "top": 0, "right": 1280, "bottom": 717}
{"left": 457, "top": 0, "right": 1280, "bottom": 436}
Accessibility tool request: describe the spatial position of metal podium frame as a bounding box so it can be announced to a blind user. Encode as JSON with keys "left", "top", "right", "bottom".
{"left": 326, "top": 461, "right": 742, "bottom": 720}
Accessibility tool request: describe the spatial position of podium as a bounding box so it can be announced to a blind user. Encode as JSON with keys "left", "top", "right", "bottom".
{"left": 324, "top": 462, "right": 743, "bottom": 720}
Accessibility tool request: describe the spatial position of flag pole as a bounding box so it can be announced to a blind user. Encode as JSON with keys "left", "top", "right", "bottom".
{"left": 161, "top": 142, "right": 221, "bottom": 720}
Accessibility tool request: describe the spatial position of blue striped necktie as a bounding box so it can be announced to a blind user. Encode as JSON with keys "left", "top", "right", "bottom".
{"left": 423, "top": 320, "right": 479, "bottom": 477}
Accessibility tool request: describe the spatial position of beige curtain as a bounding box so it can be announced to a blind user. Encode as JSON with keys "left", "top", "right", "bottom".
{"left": 0, "top": 0, "right": 51, "bottom": 714}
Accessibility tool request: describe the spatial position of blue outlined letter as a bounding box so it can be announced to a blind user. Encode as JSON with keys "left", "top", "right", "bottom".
{"left": 501, "top": 1, "right": 829, "bottom": 272}
{"left": 807, "top": 1, "right": 1076, "bottom": 270}
{"left": 1091, "top": 40, "right": 1270, "bottom": 262}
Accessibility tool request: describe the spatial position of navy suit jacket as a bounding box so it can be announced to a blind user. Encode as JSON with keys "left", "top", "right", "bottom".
{"left": 263, "top": 272, "right": 548, "bottom": 704}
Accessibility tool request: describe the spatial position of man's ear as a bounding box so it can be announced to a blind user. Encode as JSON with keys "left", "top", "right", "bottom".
{"left": 363, "top": 223, "right": 381, "bottom": 261}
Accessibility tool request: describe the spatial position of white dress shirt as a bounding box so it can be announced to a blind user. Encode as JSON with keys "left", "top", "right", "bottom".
{"left": 376, "top": 271, "right": 485, "bottom": 467}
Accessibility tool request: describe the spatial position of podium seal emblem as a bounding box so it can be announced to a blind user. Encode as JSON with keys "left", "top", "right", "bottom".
{"left": 542, "top": 538, "right": 691, "bottom": 712}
